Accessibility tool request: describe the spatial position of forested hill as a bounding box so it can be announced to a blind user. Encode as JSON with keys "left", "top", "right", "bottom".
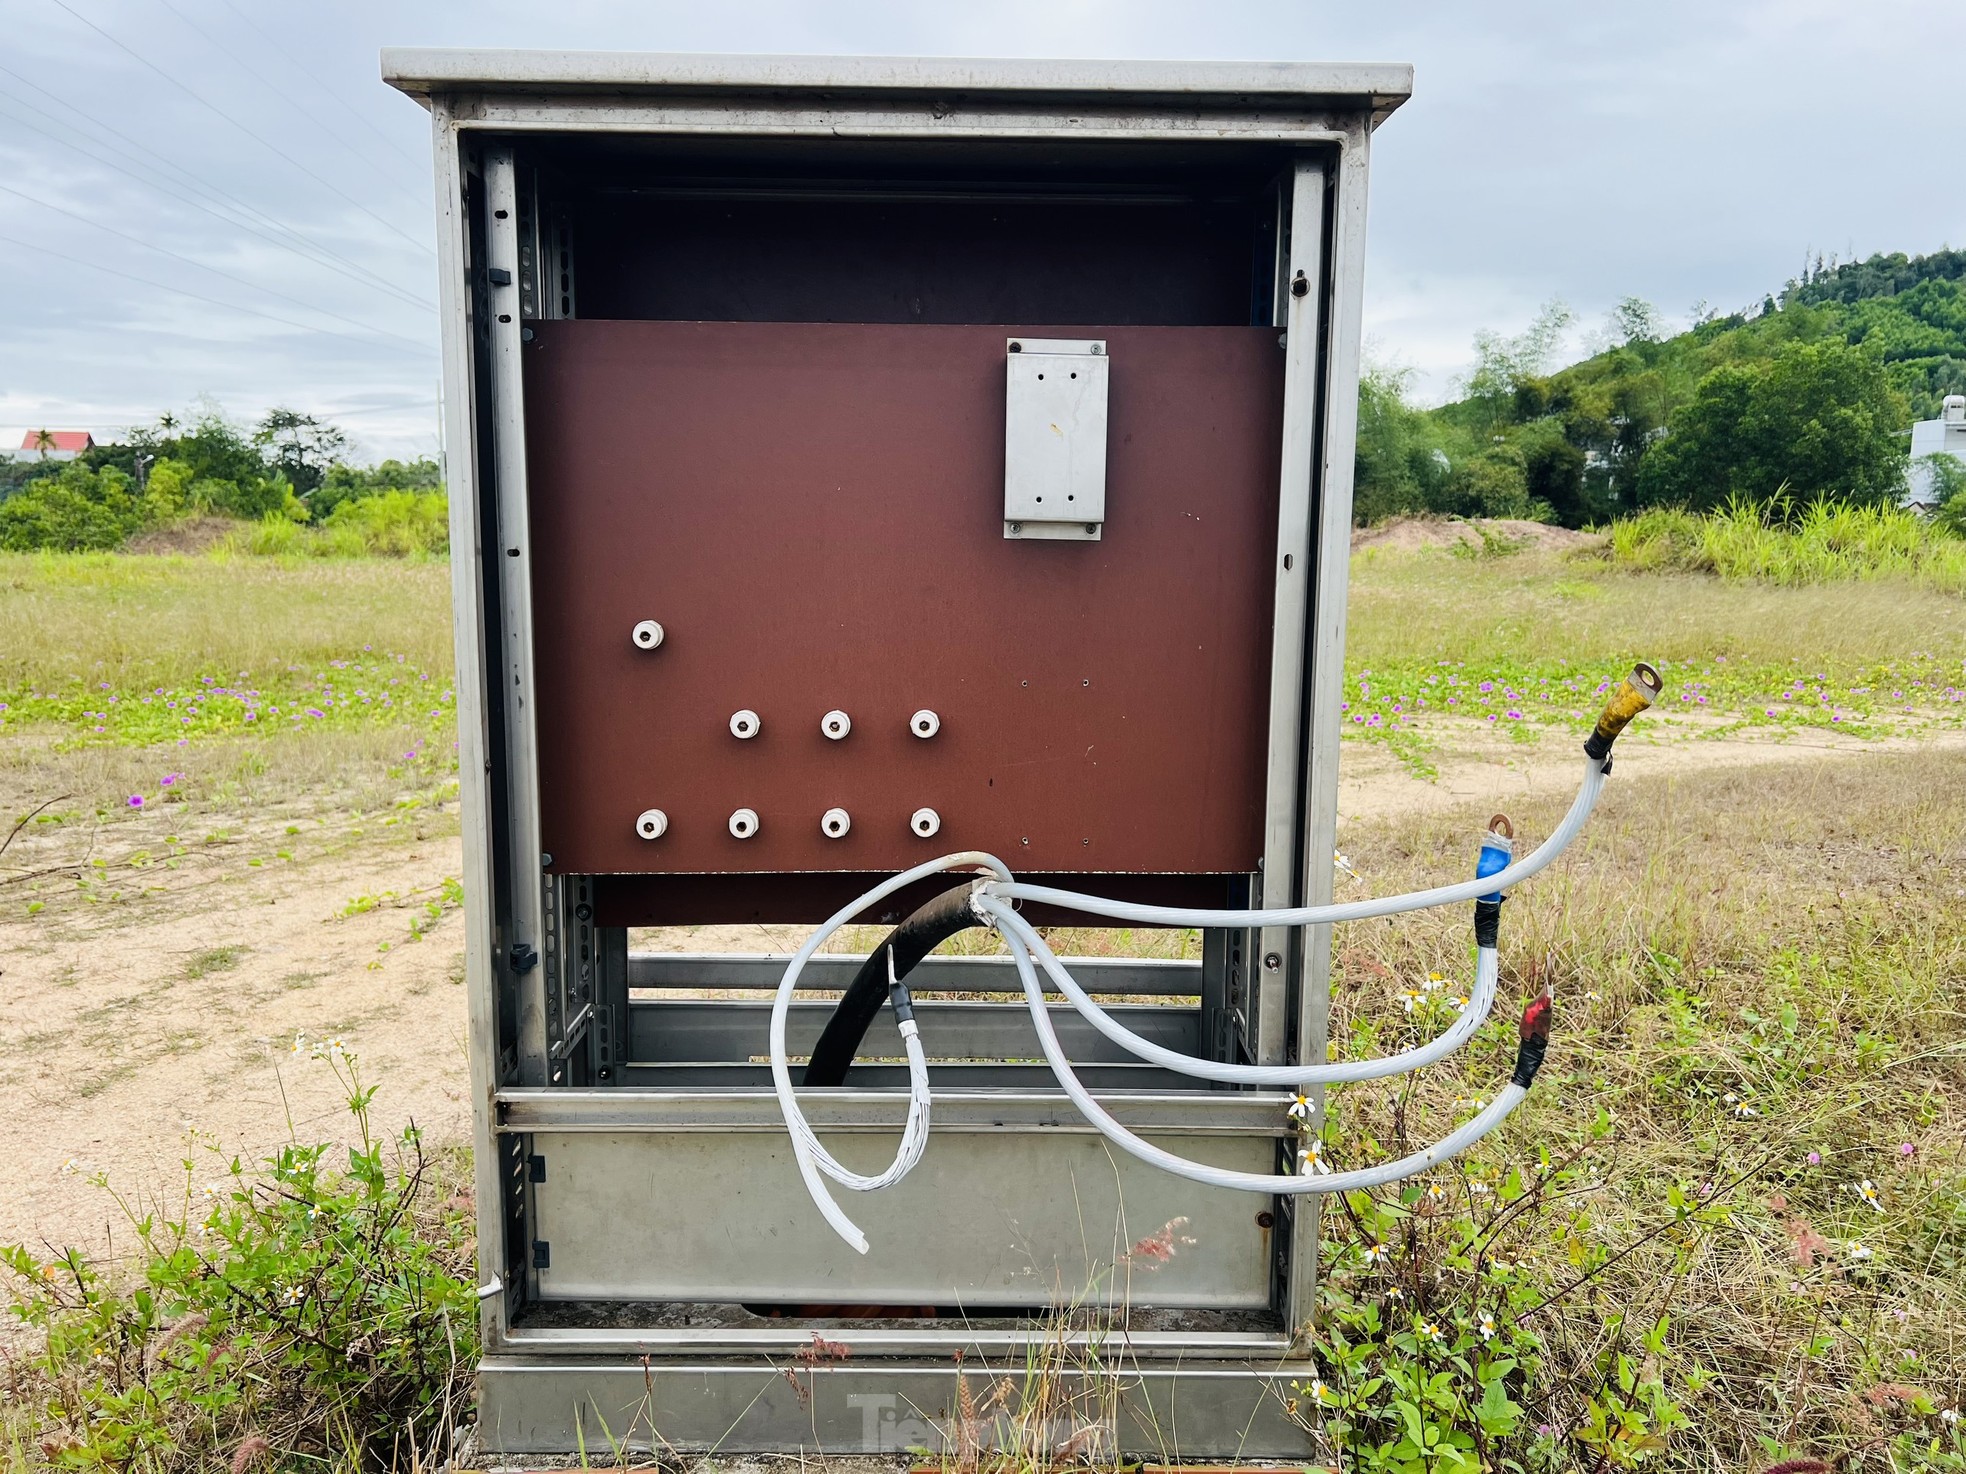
{"left": 1357, "top": 247, "right": 1966, "bottom": 528}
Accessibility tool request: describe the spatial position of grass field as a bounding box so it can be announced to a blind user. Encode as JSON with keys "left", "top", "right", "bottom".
{"left": 2, "top": 540, "right": 1963, "bottom": 1471}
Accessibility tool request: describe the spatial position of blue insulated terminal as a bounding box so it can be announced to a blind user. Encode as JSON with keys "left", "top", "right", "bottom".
{"left": 1476, "top": 815, "right": 1515, "bottom": 903}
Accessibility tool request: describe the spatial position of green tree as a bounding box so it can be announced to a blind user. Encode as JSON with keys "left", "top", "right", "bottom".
{"left": 1456, "top": 300, "right": 1576, "bottom": 434}
{"left": 1352, "top": 367, "right": 1456, "bottom": 523}
{"left": 1922, "top": 453, "right": 1966, "bottom": 537}
{"left": 254, "top": 408, "right": 348, "bottom": 497}
{"left": 1611, "top": 296, "right": 1662, "bottom": 346}
{"left": 1635, "top": 341, "right": 1909, "bottom": 512}
{"left": 1516, "top": 416, "right": 1588, "bottom": 525}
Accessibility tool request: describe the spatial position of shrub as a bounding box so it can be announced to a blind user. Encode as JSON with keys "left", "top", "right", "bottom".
{"left": 0, "top": 463, "right": 149, "bottom": 552}
{"left": 1303, "top": 1128, "right": 1698, "bottom": 1473}
{"left": 323, "top": 490, "right": 448, "bottom": 556}
{"left": 218, "top": 492, "right": 449, "bottom": 559}
{"left": 310, "top": 459, "right": 443, "bottom": 521}
{"left": 1, "top": 1043, "right": 475, "bottom": 1472}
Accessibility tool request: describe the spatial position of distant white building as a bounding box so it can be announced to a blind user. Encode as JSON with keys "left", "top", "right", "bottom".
{"left": 1908, "top": 394, "right": 1966, "bottom": 507}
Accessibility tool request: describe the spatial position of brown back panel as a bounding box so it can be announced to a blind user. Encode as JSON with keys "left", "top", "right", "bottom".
{"left": 524, "top": 319, "right": 1284, "bottom": 878}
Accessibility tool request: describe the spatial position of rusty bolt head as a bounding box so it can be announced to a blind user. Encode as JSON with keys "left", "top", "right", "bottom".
{"left": 1263, "top": 951, "right": 1283, "bottom": 972}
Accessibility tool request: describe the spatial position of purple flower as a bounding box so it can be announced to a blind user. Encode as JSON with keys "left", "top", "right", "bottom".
{"left": 306, "top": 708, "right": 325, "bottom": 719}
{"left": 1899, "top": 1142, "right": 1916, "bottom": 1157}
{"left": 127, "top": 795, "right": 143, "bottom": 808}
{"left": 1807, "top": 1151, "right": 1821, "bottom": 1166}
{"left": 1478, "top": 681, "right": 1495, "bottom": 693}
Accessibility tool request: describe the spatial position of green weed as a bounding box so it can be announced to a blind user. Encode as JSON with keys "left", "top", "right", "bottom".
{"left": 1, "top": 1044, "right": 474, "bottom": 1472}
{"left": 1605, "top": 500, "right": 1966, "bottom": 592}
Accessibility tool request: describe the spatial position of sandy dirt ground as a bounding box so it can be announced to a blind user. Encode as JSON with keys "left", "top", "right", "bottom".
{"left": 3, "top": 721, "right": 1957, "bottom": 1262}
{"left": 1348, "top": 515, "right": 1604, "bottom": 555}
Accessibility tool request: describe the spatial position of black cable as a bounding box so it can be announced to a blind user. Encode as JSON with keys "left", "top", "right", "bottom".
{"left": 802, "top": 883, "right": 982, "bottom": 1087}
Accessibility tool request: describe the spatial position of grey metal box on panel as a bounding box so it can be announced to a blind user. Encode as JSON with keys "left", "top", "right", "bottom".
{"left": 384, "top": 49, "right": 1408, "bottom": 1457}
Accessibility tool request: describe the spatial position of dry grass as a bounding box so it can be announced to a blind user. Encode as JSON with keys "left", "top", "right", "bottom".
{"left": 1347, "top": 544, "right": 1966, "bottom": 674}
{"left": 1312, "top": 743, "right": 1966, "bottom": 1466}
{"left": 0, "top": 552, "right": 451, "bottom": 693}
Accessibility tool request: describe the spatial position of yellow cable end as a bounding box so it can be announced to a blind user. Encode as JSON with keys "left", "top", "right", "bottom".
{"left": 1587, "top": 662, "right": 1664, "bottom": 755}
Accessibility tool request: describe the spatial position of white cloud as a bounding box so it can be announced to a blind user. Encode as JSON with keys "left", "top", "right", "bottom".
{"left": 2, "top": 0, "right": 1961, "bottom": 455}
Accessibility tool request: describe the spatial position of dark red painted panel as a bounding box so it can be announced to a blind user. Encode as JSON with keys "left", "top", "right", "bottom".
{"left": 524, "top": 320, "right": 1284, "bottom": 877}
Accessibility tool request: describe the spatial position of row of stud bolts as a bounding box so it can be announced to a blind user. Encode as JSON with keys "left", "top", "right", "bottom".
{"left": 727, "top": 708, "right": 939, "bottom": 741}
{"left": 635, "top": 806, "right": 940, "bottom": 841}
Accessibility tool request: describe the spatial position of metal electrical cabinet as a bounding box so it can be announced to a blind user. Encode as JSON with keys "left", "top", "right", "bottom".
{"left": 384, "top": 50, "right": 1408, "bottom": 1457}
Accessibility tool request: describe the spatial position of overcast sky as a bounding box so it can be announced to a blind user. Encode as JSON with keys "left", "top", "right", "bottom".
{"left": 3, "top": 0, "right": 1962, "bottom": 461}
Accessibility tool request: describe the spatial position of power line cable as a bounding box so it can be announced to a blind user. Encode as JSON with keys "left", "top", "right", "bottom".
{"left": 211, "top": 0, "right": 426, "bottom": 171}
{"left": 44, "top": 0, "right": 431, "bottom": 255}
{"left": 0, "top": 181, "right": 432, "bottom": 349}
{"left": 0, "top": 63, "right": 434, "bottom": 310}
{"left": 0, "top": 91, "right": 435, "bottom": 315}
{"left": 149, "top": 0, "right": 427, "bottom": 198}
{"left": 0, "top": 227, "right": 436, "bottom": 357}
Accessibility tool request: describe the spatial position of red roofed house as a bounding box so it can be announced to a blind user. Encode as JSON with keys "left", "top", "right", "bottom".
{"left": 12, "top": 430, "right": 95, "bottom": 462}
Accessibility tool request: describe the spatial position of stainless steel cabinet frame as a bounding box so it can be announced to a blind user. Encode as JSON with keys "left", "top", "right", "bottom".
{"left": 384, "top": 49, "right": 1409, "bottom": 1457}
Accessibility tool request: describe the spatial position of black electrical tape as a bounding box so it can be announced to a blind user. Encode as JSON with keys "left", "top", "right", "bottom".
{"left": 1510, "top": 1033, "right": 1550, "bottom": 1089}
{"left": 887, "top": 974, "right": 917, "bottom": 1027}
{"left": 1474, "top": 897, "right": 1502, "bottom": 949}
{"left": 1583, "top": 730, "right": 1613, "bottom": 762}
{"left": 1510, "top": 993, "right": 1553, "bottom": 1089}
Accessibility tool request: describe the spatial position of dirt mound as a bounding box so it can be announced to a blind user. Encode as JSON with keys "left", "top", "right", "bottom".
{"left": 124, "top": 516, "right": 239, "bottom": 554}
{"left": 1351, "top": 516, "right": 1605, "bottom": 555}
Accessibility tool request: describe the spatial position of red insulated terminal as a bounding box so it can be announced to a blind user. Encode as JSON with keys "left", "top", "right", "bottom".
{"left": 1520, "top": 989, "right": 1552, "bottom": 1044}
{"left": 1511, "top": 988, "right": 1553, "bottom": 1089}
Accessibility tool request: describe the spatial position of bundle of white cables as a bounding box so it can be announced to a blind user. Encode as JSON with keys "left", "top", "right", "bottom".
{"left": 766, "top": 746, "right": 1627, "bottom": 1253}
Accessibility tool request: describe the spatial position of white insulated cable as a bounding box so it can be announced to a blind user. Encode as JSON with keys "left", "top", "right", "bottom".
{"left": 988, "top": 898, "right": 1530, "bottom": 1196}
{"left": 766, "top": 757, "right": 1604, "bottom": 1249}
{"left": 768, "top": 851, "right": 1011, "bottom": 1253}
{"left": 989, "top": 754, "right": 1607, "bottom": 928}
{"left": 985, "top": 896, "right": 1501, "bottom": 1086}
{"left": 762, "top": 669, "right": 1661, "bottom": 1248}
